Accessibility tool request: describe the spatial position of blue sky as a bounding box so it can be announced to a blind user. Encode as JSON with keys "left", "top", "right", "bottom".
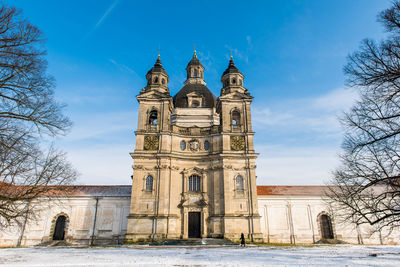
{"left": 12, "top": 0, "right": 392, "bottom": 185}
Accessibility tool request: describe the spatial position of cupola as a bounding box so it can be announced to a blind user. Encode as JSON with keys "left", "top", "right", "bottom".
{"left": 184, "top": 50, "right": 206, "bottom": 86}
{"left": 221, "top": 56, "right": 246, "bottom": 95}
{"left": 144, "top": 55, "right": 169, "bottom": 94}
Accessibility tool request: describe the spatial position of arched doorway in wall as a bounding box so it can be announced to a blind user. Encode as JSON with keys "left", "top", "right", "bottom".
{"left": 53, "top": 215, "right": 67, "bottom": 240}
{"left": 319, "top": 214, "right": 334, "bottom": 239}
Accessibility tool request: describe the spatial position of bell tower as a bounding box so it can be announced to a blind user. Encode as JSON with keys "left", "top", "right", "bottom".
{"left": 126, "top": 55, "right": 174, "bottom": 241}
{"left": 136, "top": 55, "right": 172, "bottom": 133}
{"left": 216, "top": 56, "right": 262, "bottom": 241}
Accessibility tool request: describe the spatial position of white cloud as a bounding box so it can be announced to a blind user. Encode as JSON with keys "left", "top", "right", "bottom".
{"left": 312, "top": 87, "right": 359, "bottom": 111}
{"left": 60, "top": 87, "right": 357, "bottom": 185}
{"left": 57, "top": 111, "right": 137, "bottom": 185}
{"left": 95, "top": 0, "right": 119, "bottom": 29}
{"left": 109, "top": 58, "right": 138, "bottom": 75}
{"left": 224, "top": 45, "right": 249, "bottom": 63}
{"left": 252, "top": 87, "right": 358, "bottom": 135}
{"left": 82, "top": 0, "right": 120, "bottom": 41}
{"left": 256, "top": 145, "right": 341, "bottom": 185}
{"left": 65, "top": 110, "right": 138, "bottom": 142}
{"left": 251, "top": 87, "right": 359, "bottom": 185}
{"left": 68, "top": 144, "right": 133, "bottom": 185}
{"left": 246, "top": 35, "right": 253, "bottom": 49}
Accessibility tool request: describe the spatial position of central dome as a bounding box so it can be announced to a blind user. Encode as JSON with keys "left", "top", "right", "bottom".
{"left": 173, "top": 51, "right": 216, "bottom": 108}
{"left": 173, "top": 83, "right": 216, "bottom": 108}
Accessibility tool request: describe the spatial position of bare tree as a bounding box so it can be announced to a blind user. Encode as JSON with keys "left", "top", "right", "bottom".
{"left": 329, "top": 1, "right": 400, "bottom": 233}
{"left": 0, "top": 5, "right": 77, "bottom": 228}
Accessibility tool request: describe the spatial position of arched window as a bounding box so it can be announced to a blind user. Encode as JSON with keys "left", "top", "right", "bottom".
{"left": 236, "top": 175, "right": 244, "bottom": 190}
{"left": 232, "top": 78, "right": 236, "bottom": 84}
{"left": 319, "top": 214, "right": 334, "bottom": 239}
{"left": 191, "top": 101, "right": 200, "bottom": 108}
{"left": 149, "top": 110, "right": 158, "bottom": 126}
{"left": 204, "top": 140, "right": 210, "bottom": 151}
{"left": 194, "top": 68, "right": 198, "bottom": 78}
{"left": 145, "top": 175, "right": 153, "bottom": 191}
{"left": 180, "top": 140, "right": 186, "bottom": 150}
{"left": 232, "top": 110, "right": 241, "bottom": 127}
{"left": 153, "top": 76, "right": 158, "bottom": 83}
{"left": 188, "top": 175, "right": 201, "bottom": 191}
{"left": 53, "top": 215, "right": 67, "bottom": 240}
{"left": 161, "top": 78, "right": 165, "bottom": 84}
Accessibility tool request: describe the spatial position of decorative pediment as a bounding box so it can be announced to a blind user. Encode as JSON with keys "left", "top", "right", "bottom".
{"left": 137, "top": 89, "right": 171, "bottom": 99}
{"left": 180, "top": 167, "right": 205, "bottom": 175}
{"left": 218, "top": 91, "right": 253, "bottom": 100}
{"left": 186, "top": 91, "right": 202, "bottom": 97}
{"left": 179, "top": 193, "right": 208, "bottom": 209}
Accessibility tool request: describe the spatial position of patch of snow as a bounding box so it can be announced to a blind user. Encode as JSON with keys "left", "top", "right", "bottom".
{"left": 0, "top": 245, "right": 399, "bottom": 266}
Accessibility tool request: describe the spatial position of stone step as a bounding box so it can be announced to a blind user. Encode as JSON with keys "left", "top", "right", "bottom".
{"left": 151, "top": 238, "right": 237, "bottom": 246}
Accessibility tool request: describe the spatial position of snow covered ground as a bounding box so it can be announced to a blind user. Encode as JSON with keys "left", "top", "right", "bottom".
{"left": 0, "top": 245, "right": 399, "bottom": 266}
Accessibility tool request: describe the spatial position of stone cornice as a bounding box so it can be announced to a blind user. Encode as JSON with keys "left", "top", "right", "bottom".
{"left": 132, "top": 163, "right": 256, "bottom": 171}
{"left": 130, "top": 152, "right": 259, "bottom": 160}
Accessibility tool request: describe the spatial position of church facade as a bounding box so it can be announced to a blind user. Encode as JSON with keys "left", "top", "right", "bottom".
{"left": 126, "top": 52, "right": 262, "bottom": 242}
{"left": 0, "top": 53, "right": 399, "bottom": 246}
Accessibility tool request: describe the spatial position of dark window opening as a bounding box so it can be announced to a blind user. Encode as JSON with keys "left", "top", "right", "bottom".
{"left": 162, "top": 78, "right": 165, "bottom": 84}
{"left": 145, "top": 175, "right": 153, "bottom": 191}
{"left": 320, "top": 214, "right": 334, "bottom": 239}
{"left": 189, "top": 175, "right": 201, "bottom": 191}
{"left": 194, "top": 68, "right": 198, "bottom": 78}
{"left": 149, "top": 110, "right": 158, "bottom": 127}
{"left": 180, "top": 140, "right": 186, "bottom": 150}
{"left": 191, "top": 101, "right": 200, "bottom": 108}
{"left": 232, "top": 78, "right": 236, "bottom": 84}
{"left": 204, "top": 140, "right": 210, "bottom": 151}
{"left": 154, "top": 76, "right": 158, "bottom": 83}
{"left": 236, "top": 175, "right": 244, "bottom": 190}
{"left": 53, "top": 215, "right": 66, "bottom": 240}
{"left": 232, "top": 110, "right": 241, "bottom": 128}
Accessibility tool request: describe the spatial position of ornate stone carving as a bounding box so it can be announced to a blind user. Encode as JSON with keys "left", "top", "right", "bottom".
{"left": 223, "top": 165, "right": 233, "bottom": 170}
{"left": 144, "top": 136, "right": 159, "bottom": 150}
{"left": 188, "top": 139, "right": 200, "bottom": 152}
{"left": 231, "top": 136, "right": 245, "bottom": 151}
{"left": 133, "top": 165, "right": 144, "bottom": 170}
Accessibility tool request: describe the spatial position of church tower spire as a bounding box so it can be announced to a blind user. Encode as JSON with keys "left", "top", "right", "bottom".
{"left": 184, "top": 50, "right": 206, "bottom": 85}
{"left": 220, "top": 56, "right": 246, "bottom": 95}
{"left": 143, "top": 54, "right": 169, "bottom": 94}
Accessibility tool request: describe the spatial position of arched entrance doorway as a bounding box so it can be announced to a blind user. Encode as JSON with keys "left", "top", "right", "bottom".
{"left": 319, "top": 214, "right": 334, "bottom": 239}
{"left": 53, "top": 215, "right": 67, "bottom": 240}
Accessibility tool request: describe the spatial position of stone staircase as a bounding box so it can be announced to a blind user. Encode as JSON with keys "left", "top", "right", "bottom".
{"left": 37, "top": 240, "right": 71, "bottom": 247}
{"left": 150, "top": 238, "right": 238, "bottom": 246}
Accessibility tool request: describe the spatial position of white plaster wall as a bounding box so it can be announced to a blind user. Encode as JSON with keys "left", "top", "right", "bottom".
{"left": 258, "top": 196, "right": 400, "bottom": 245}
{"left": 2, "top": 194, "right": 399, "bottom": 246}
{"left": 0, "top": 196, "right": 131, "bottom": 247}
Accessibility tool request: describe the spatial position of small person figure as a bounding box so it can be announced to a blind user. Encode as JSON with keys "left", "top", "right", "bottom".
{"left": 240, "top": 233, "right": 246, "bottom": 247}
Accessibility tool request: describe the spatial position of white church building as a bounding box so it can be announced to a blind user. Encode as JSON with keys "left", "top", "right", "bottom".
{"left": 1, "top": 54, "right": 399, "bottom": 246}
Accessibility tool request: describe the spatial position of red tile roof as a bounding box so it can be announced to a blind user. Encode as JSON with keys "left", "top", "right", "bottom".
{"left": 0, "top": 183, "right": 132, "bottom": 197}
{"left": 43, "top": 185, "right": 132, "bottom": 197}
{"left": 257, "top": 185, "right": 329, "bottom": 196}
{"left": 2, "top": 183, "right": 332, "bottom": 197}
